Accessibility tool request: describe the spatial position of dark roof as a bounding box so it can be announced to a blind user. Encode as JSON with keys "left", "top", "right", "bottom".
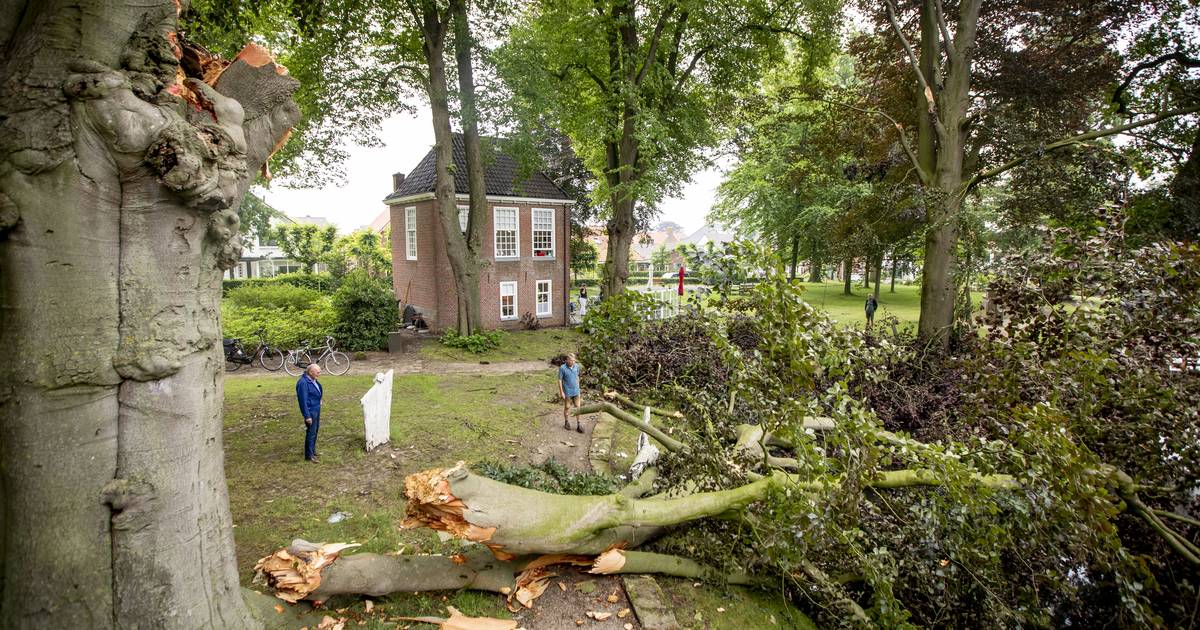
{"left": 384, "top": 134, "right": 573, "bottom": 202}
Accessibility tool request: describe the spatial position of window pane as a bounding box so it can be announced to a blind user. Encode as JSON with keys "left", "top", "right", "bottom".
{"left": 494, "top": 208, "right": 518, "bottom": 257}
{"left": 406, "top": 207, "right": 417, "bottom": 260}
{"left": 532, "top": 208, "right": 553, "bottom": 256}
{"left": 536, "top": 279, "right": 551, "bottom": 316}
{"left": 500, "top": 282, "right": 517, "bottom": 319}
{"left": 458, "top": 207, "right": 468, "bottom": 234}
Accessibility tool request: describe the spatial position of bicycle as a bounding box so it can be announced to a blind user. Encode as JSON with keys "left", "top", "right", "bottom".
{"left": 249, "top": 327, "right": 286, "bottom": 371}
{"left": 284, "top": 336, "right": 351, "bottom": 376}
{"left": 224, "top": 328, "right": 285, "bottom": 372}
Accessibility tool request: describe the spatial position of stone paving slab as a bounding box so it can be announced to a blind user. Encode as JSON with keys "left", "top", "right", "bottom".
{"left": 622, "top": 575, "right": 682, "bottom": 630}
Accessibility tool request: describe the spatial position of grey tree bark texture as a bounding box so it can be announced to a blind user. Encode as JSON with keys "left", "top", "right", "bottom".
{"left": 0, "top": 2, "right": 299, "bottom": 627}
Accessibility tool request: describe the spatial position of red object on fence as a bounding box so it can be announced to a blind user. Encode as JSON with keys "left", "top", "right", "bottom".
{"left": 678, "top": 266, "right": 685, "bottom": 295}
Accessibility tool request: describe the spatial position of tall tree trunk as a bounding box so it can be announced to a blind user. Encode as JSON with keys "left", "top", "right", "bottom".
{"left": 600, "top": 0, "right": 641, "bottom": 299}
{"left": 0, "top": 2, "right": 299, "bottom": 627}
{"left": 860, "top": 256, "right": 871, "bottom": 288}
{"left": 789, "top": 234, "right": 799, "bottom": 281}
{"left": 873, "top": 255, "right": 883, "bottom": 300}
{"left": 890, "top": 253, "right": 898, "bottom": 293}
{"left": 603, "top": 193, "right": 634, "bottom": 297}
{"left": 911, "top": 0, "right": 979, "bottom": 350}
{"left": 808, "top": 239, "right": 822, "bottom": 282}
{"left": 421, "top": 1, "right": 484, "bottom": 335}
{"left": 843, "top": 258, "right": 853, "bottom": 295}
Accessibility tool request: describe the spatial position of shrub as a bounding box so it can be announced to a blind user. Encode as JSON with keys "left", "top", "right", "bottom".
{"left": 221, "top": 272, "right": 336, "bottom": 296}
{"left": 331, "top": 270, "right": 399, "bottom": 351}
{"left": 440, "top": 329, "right": 503, "bottom": 354}
{"left": 227, "top": 283, "right": 324, "bottom": 311}
{"left": 220, "top": 301, "right": 336, "bottom": 349}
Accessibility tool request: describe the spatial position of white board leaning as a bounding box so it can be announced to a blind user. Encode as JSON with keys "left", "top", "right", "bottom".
{"left": 361, "top": 369, "right": 393, "bottom": 451}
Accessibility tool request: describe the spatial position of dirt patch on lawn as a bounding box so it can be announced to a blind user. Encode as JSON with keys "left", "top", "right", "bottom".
{"left": 514, "top": 566, "right": 641, "bottom": 630}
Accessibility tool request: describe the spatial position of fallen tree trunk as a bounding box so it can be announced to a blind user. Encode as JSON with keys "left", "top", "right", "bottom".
{"left": 252, "top": 462, "right": 1022, "bottom": 613}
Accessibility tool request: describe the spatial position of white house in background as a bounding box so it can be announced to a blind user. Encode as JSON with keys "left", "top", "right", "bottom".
{"left": 223, "top": 214, "right": 334, "bottom": 280}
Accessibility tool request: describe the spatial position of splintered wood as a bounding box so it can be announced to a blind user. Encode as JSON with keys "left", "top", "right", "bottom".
{"left": 589, "top": 549, "right": 628, "bottom": 574}
{"left": 402, "top": 463, "right": 505, "bottom": 556}
{"left": 398, "top": 606, "right": 518, "bottom": 630}
{"left": 253, "top": 542, "right": 360, "bottom": 602}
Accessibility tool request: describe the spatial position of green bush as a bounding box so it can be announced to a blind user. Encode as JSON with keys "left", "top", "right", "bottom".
{"left": 226, "top": 283, "right": 324, "bottom": 311}
{"left": 221, "top": 272, "right": 336, "bottom": 296}
{"left": 440, "top": 329, "right": 503, "bottom": 354}
{"left": 331, "top": 270, "right": 398, "bottom": 351}
{"left": 220, "top": 301, "right": 336, "bottom": 349}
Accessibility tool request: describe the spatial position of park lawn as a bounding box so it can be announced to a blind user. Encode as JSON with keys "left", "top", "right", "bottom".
{"left": 223, "top": 371, "right": 560, "bottom": 621}
{"left": 794, "top": 280, "right": 922, "bottom": 329}
{"left": 419, "top": 326, "right": 586, "bottom": 363}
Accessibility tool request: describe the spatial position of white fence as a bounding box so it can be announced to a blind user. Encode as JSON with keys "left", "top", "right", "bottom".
{"left": 634, "top": 286, "right": 680, "bottom": 320}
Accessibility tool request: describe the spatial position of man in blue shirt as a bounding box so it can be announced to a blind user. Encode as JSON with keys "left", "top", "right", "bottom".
{"left": 559, "top": 353, "right": 584, "bottom": 433}
{"left": 296, "top": 364, "right": 324, "bottom": 462}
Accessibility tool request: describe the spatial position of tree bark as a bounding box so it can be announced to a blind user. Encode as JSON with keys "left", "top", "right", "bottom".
{"left": 0, "top": 3, "right": 299, "bottom": 627}
{"left": 890, "top": 253, "right": 898, "bottom": 293}
{"left": 842, "top": 258, "right": 853, "bottom": 295}
{"left": 420, "top": 1, "right": 484, "bottom": 335}
{"left": 873, "top": 254, "right": 883, "bottom": 300}
{"left": 808, "top": 239, "right": 822, "bottom": 282}
{"left": 789, "top": 234, "right": 799, "bottom": 281}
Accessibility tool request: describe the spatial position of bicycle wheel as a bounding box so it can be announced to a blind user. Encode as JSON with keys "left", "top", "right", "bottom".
{"left": 283, "top": 352, "right": 312, "bottom": 376}
{"left": 225, "top": 357, "right": 242, "bottom": 372}
{"left": 258, "top": 346, "right": 285, "bottom": 371}
{"left": 322, "top": 351, "right": 351, "bottom": 376}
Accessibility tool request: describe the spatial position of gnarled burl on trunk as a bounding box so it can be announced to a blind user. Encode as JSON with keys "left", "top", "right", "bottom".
{"left": 0, "top": 2, "right": 299, "bottom": 627}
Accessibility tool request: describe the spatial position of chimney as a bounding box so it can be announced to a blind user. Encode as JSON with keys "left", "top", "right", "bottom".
{"left": 392, "top": 172, "right": 405, "bottom": 191}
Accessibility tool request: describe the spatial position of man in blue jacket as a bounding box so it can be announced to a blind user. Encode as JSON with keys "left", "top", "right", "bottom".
{"left": 296, "top": 364, "right": 324, "bottom": 462}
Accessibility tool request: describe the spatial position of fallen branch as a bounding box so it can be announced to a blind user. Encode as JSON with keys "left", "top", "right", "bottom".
{"left": 590, "top": 549, "right": 760, "bottom": 586}
{"left": 735, "top": 424, "right": 801, "bottom": 471}
{"left": 603, "top": 390, "right": 684, "bottom": 419}
{"left": 574, "top": 402, "right": 689, "bottom": 453}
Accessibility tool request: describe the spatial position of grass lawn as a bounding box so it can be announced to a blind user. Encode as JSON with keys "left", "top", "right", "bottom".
{"left": 224, "top": 371, "right": 561, "bottom": 621}
{"left": 794, "top": 280, "right": 922, "bottom": 330}
{"left": 419, "top": 327, "right": 586, "bottom": 363}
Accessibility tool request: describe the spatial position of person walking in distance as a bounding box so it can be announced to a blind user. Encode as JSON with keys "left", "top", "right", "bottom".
{"left": 865, "top": 294, "right": 879, "bottom": 328}
{"left": 296, "top": 363, "right": 324, "bottom": 462}
{"left": 559, "top": 353, "right": 584, "bottom": 433}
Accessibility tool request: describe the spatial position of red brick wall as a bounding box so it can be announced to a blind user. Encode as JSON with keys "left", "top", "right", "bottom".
{"left": 390, "top": 201, "right": 443, "bottom": 325}
{"left": 390, "top": 198, "right": 572, "bottom": 332}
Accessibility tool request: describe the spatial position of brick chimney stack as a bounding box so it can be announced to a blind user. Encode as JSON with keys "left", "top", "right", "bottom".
{"left": 392, "top": 172, "right": 405, "bottom": 191}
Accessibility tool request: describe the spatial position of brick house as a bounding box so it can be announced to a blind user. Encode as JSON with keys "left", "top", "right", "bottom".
{"left": 384, "top": 136, "right": 575, "bottom": 331}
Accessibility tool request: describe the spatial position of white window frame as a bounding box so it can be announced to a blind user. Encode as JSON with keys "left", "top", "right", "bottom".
{"left": 536, "top": 279, "right": 552, "bottom": 317}
{"left": 531, "top": 207, "right": 555, "bottom": 258}
{"left": 499, "top": 281, "right": 518, "bottom": 321}
{"left": 405, "top": 206, "right": 418, "bottom": 260}
{"left": 493, "top": 206, "right": 519, "bottom": 259}
{"left": 457, "top": 205, "right": 469, "bottom": 234}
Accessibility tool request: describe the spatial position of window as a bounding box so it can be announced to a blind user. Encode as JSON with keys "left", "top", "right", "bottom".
{"left": 493, "top": 207, "right": 518, "bottom": 258}
{"left": 500, "top": 281, "right": 517, "bottom": 320}
{"left": 405, "top": 207, "right": 417, "bottom": 260}
{"left": 458, "top": 205, "right": 469, "bottom": 234}
{"left": 532, "top": 208, "right": 554, "bottom": 257}
{"left": 536, "top": 279, "right": 552, "bottom": 317}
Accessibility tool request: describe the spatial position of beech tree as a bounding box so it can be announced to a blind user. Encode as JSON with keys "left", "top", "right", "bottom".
{"left": 856, "top": 0, "right": 1200, "bottom": 348}
{"left": 0, "top": 1, "right": 299, "bottom": 627}
{"left": 497, "top": 0, "right": 838, "bottom": 297}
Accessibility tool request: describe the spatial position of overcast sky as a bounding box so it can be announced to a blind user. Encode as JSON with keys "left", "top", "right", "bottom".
{"left": 256, "top": 109, "right": 724, "bottom": 235}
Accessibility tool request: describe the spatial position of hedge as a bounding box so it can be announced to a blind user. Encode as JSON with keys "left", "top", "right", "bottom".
{"left": 221, "top": 272, "right": 337, "bottom": 296}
